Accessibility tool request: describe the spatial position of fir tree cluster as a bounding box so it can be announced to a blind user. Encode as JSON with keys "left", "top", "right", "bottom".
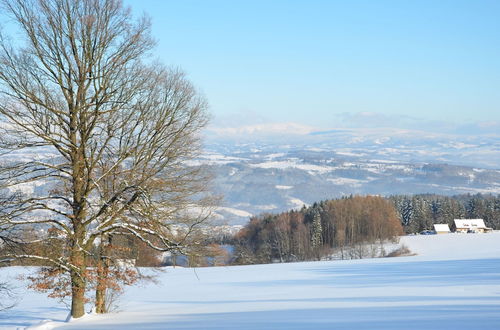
{"left": 390, "top": 193, "right": 500, "bottom": 234}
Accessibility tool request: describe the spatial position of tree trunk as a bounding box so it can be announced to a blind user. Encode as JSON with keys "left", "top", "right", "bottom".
{"left": 95, "top": 263, "right": 107, "bottom": 314}
{"left": 70, "top": 249, "right": 86, "bottom": 318}
{"left": 95, "top": 235, "right": 111, "bottom": 314}
{"left": 71, "top": 274, "right": 85, "bottom": 318}
{"left": 70, "top": 218, "right": 87, "bottom": 318}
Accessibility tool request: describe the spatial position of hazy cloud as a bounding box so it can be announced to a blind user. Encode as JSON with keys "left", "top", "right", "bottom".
{"left": 331, "top": 112, "right": 500, "bottom": 136}
{"left": 207, "top": 111, "right": 499, "bottom": 140}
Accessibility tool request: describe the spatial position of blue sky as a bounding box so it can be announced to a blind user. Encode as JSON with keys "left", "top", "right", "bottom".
{"left": 122, "top": 0, "right": 500, "bottom": 130}
{"left": 1, "top": 1, "right": 498, "bottom": 131}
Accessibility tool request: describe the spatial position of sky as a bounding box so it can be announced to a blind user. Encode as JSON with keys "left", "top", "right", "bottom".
{"left": 122, "top": 0, "right": 500, "bottom": 131}
{"left": 1, "top": 0, "right": 498, "bottom": 132}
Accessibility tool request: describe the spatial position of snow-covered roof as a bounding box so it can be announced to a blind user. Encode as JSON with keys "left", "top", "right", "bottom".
{"left": 454, "top": 219, "right": 487, "bottom": 229}
{"left": 434, "top": 224, "right": 450, "bottom": 232}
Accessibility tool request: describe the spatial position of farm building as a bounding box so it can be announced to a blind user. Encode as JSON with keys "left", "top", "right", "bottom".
{"left": 433, "top": 224, "right": 450, "bottom": 234}
{"left": 454, "top": 219, "right": 493, "bottom": 233}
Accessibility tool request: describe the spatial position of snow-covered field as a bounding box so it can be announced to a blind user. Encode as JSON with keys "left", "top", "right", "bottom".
{"left": 1, "top": 232, "right": 500, "bottom": 329}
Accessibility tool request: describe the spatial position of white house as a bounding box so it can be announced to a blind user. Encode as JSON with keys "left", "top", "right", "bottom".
{"left": 454, "top": 219, "right": 492, "bottom": 233}
{"left": 433, "top": 224, "right": 450, "bottom": 234}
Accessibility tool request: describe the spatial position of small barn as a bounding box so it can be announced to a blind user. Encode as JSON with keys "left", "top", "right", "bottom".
{"left": 433, "top": 224, "right": 450, "bottom": 234}
{"left": 454, "top": 219, "right": 493, "bottom": 233}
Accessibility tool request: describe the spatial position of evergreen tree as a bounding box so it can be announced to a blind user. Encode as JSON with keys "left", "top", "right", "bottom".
{"left": 311, "top": 211, "right": 323, "bottom": 249}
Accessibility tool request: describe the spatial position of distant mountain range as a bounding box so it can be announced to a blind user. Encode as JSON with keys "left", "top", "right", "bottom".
{"left": 2, "top": 125, "right": 499, "bottom": 226}
{"left": 204, "top": 126, "right": 500, "bottom": 224}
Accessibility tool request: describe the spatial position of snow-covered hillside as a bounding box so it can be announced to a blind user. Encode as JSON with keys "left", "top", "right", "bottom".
{"left": 1, "top": 232, "right": 499, "bottom": 329}
{"left": 206, "top": 141, "right": 500, "bottom": 224}
{"left": 2, "top": 129, "right": 499, "bottom": 226}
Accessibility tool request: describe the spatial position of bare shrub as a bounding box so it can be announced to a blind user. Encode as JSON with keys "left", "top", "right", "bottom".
{"left": 385, "top": 245, "right": 416, "bottom": 258}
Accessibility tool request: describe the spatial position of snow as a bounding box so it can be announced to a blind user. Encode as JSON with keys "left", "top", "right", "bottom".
{"left": 255, "top": 204, "right": 278, "bottom": 211}
{"left": 185, "top": 152, "right": 249, "bottom": 166}
{"left": 7, "top": 181, "right": 46, "bottom": 196}
{"left": 1, "top": 232, "right": 500, "bottom": 329}
{"left": 265, "top": 153, "right": 285, "bottom": 159}
{"left": 216, "top": 207, "right": 253, "bottom": 218}
{"left": 306, "top": 147, "right": 326, "bottom": 152}
{"left": 327, "top": 177, "right": 367, "bottom": 186}
{"left": 439, "top": 142, "right": 477, "bottom": 150}
{"left": 433, "top": 224, "right": 450, "bottom": 233}
{"left": 454, "top": 219, "right": 487, "bottom": 229}
{"left": 335, "top": 151, "right": 362, "bottom": 157}
{"left": 399, "top": 232, "right": 500, "bottom": 261}
{"left": 288, "top": 197, "right": 308, "bottom": 209}
{"left": 275, "top": 185, "right": 292, "bottom": 190}
{"left": 250, "top": 160, "right": 333, "bottom": 173}
{"left": 207, "top": 123, "right": 317, "bottom": 136}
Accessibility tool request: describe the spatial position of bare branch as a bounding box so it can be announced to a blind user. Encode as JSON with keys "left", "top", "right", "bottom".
{"left": 0, "top": 0, "right": 213, "bottom": 318}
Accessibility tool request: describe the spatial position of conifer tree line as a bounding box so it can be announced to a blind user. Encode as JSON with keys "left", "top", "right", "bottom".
{"left": 390, "top": 193, "right": 500, "bottom": 234}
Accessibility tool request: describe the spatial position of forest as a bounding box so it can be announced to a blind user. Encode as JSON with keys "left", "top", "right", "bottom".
{"left": 390, "top": 193, "right": 500, "bottom": 233}
{"left": 231, "top": 194, "right": 500, "bottom": 264}
{"left": 232, "top": 195, "right": 403, "bottom": 264}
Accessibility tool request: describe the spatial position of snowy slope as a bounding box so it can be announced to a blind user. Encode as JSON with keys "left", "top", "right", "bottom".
{"left": 400, "top": 232, "right": 500, "bottom": 261}
{"left": 3, "top": 138, "right": 499, "bottom": 226}
{"left": 205, "top": 142, "right": 500, "bottom": 224}
{"left": 1, "top": 232, "right": 500, "bottom": 329}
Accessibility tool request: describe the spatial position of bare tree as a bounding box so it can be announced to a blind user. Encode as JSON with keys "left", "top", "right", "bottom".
{"left": 0, "top": 230, "right": 19, "bottom": 311}
{"left": 0, "top": 0, "right": 211, "bottom": 318}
